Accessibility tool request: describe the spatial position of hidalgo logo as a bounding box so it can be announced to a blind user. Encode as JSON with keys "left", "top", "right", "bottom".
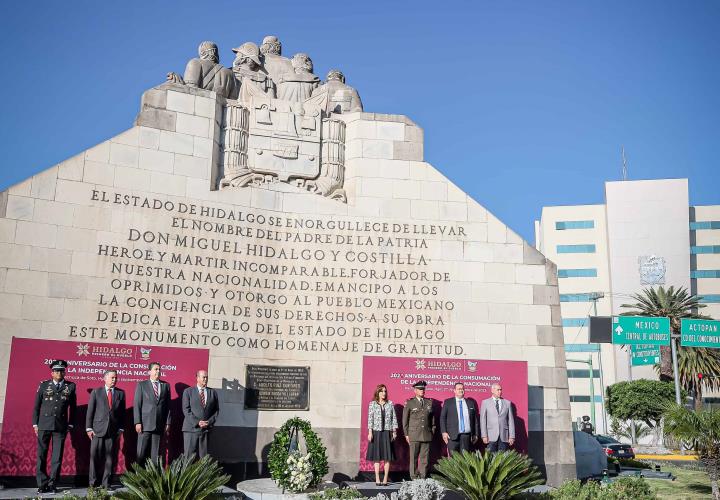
{"left": 140, "top": 347, "right": 152, "bottom": 360}
{"left": 467, "top": 360, "right": 478, "bottom": 372}
{"left": 77, "top": 343, "right": 90, "bottom": 356}
{"left": 415, "top": 359, "right": 426, "bottom": 370}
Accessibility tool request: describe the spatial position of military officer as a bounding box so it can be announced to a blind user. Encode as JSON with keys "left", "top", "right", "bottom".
{"left": 402, "top": 380, "right": 435, "bottom": 479}
{"left": 32, "top": 360, "right": 77, "bottom": 494}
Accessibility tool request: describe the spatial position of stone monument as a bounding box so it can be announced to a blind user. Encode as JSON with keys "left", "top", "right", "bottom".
{"left": 0, "top": 37, "right": 575, "bottom": 485}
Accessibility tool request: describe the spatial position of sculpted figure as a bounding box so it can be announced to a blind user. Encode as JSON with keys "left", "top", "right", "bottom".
{"left": 275, "top": 53, "right": 320, "bottom": 103}
{"left": 232, "top": 42, "right": 275, "bottom": 98}
{"left": 167, "top": 41, "right": 237, "bottom": 99}
{"left": 259, "top": 36, "right": 294, "bottom": 92}
{"left": 312, "top": 69, "right": 363, "bottom": 114}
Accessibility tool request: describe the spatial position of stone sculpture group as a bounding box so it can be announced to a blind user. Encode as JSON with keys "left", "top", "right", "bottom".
{"left": 167, "top": 36, "right": 362, "bottom": 201}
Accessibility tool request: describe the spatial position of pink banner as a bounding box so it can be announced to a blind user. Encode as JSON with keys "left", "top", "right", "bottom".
{"left": 0, "top": 337, "right": 209, "bottom": 476}
{"left": 359, "top": 356, "right": 528, "bottom": 471}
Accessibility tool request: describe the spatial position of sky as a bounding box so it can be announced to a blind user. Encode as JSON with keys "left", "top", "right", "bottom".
{"left": 1, "top": 1, "right": 718, "bottom": 242}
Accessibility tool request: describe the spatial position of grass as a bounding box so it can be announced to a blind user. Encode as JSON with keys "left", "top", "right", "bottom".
{"left": 644, "top": 465, "right": 712, "bottom": 499}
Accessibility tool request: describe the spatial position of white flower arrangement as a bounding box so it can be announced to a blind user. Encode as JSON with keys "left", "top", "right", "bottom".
{"left": 285, "top": 451, "right": 314, "bottom": 493}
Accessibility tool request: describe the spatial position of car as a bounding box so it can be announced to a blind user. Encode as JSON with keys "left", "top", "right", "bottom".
{"left": 594, "top": 434, "right": 635, "bottom": 459}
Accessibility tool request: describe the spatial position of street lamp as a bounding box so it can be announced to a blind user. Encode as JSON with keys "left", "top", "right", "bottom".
{"left": 567, "top": 357, "right": 596, "bottom": 431}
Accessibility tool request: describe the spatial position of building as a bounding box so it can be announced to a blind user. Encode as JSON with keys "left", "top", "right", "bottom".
{"left": 536, "top": 178, "right": 720, "bottom": 431}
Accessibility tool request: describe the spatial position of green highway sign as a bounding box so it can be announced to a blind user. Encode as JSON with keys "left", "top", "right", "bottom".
{"left": 612, "top": 316, "right": 671, "bottom": 346}
{"left": 631, "top": 344, "right": 661, "bottom": 366}
{"left": 681, "top": 318, "right": 720, "bottom": 348}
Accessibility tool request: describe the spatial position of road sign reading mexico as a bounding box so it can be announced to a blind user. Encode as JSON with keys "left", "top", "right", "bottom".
{"left": 612, "top": 316, "right": 671, "bottom": 346}
{"left": 681, "top": 319, "right": 720, "bottom": 348}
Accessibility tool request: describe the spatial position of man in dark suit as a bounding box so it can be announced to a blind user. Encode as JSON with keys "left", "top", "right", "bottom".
{"left": 32, "top": 360, "right": 77, "bottom": 494}
{"left": 182, "top": 369, "right": 219, "bottom": 459}
{"left": 86, "top": 369, "right": 125, "bottom": 489}
{"left": 440, "top": 382, "right": 479, "bottom": 455}
{"left": 133, "top": 362, "right": 171, "bottom": 465}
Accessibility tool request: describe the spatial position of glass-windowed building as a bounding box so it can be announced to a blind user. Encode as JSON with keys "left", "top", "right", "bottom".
{"left": 535, "top": 178, "right": 720, "bottom": 431}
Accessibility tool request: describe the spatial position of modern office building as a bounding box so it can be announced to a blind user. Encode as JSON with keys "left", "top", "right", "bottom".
{"left": 535, "top": 178, "right": 720, "bottom": 431}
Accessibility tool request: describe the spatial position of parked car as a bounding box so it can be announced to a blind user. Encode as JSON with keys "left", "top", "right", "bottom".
{"left": 595, "top": 434, "right": 635, "bottom": 459}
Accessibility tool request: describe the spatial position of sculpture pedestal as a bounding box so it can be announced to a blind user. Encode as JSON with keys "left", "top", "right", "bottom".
{"left": 235, "top": 478, "right": 337, "bottom": 500}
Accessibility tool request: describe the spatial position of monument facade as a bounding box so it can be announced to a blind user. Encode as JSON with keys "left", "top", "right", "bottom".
{"left": 0, "top": 37, "right": 575, "bottom": 485}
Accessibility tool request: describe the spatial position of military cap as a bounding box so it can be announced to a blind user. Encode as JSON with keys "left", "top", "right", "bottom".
{"left": 412, "top": 380, "right": 427, "bottom": 389}
{"left": 50, "top": 360, "right": 67, "bottom": 371}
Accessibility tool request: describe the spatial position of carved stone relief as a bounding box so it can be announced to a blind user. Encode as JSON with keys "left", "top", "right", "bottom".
{"left": 167, "top": 37, "right": 363, "bottom": 202}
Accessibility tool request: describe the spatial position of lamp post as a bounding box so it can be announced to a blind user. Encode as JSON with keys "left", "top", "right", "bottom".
{"left": 567, "top": 357, "right": 595, "bottom": 431}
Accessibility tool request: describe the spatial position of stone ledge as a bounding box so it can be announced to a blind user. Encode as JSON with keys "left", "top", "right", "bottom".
{"left": 236, "top": 478, "right": 337, "bottom": 500}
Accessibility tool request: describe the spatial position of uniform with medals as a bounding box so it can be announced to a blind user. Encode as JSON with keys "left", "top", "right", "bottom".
{"left": 402, "top": 380, "right": 435, "bottom": 479}
{"left": 32, "top": 359, "right": 77, "bottom": 493}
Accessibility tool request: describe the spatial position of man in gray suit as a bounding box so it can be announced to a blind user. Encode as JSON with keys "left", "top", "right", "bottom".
{"left": 182, "top": 369, "right": 219, "bottom": 459}
{"left": 86, "top": 370, "right": 125, "bottom": 489}
{"left": 133, "top": 362, "right": 171, "bottom": 465}
{"left": 480, "top": 383, "right": 515, "bottom": 452}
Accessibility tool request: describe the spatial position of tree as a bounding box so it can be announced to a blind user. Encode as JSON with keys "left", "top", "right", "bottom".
{"left": 621, "top": 286, "right": 706, "bottom": 382}
{"left": 674, "top": 347, "right": 720, "bottom": 411}
{"left": 663, "top": 404, "right": 720, "bottom": 499}
{"left": 605, "top": 379, "right": 679, "bottom": 445}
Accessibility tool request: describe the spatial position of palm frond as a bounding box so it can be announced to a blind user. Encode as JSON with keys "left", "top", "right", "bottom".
{"left": 433, "top": 450, "right": 543, "bottom": 500}
{"left": 115, "top": 455, "right": 229, "bottom": 500}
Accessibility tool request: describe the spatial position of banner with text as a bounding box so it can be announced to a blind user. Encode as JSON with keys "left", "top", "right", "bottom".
{"left": 359, "top": 356, "right": 528, "bottom": 471}
{"left": 0, "top": 337, "right": 208, "bottom": 477}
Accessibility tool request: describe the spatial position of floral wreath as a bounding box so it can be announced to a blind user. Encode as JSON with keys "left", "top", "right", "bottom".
{"left": 268, "top": 417, "right": 329, "bottom": 492}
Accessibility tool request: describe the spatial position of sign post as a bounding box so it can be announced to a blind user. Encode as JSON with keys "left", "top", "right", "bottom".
{"left": 680, "top": 319, "right": 720, "bottom": 348}
{"left": 631, "top": 344, "right": 661, "bottom": 366}
{"left": 612, "top": 316, "right": 671, "bottom": 346}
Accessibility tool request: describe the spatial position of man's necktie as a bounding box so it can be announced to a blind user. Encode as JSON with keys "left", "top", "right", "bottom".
{"left": 458, "top": 400, "right": 465, "bottom": 433}
{"left": 152, "top": 381, "right": 159, "bottom": 401}
{"left": 200, "top": 388, "right": 206, "bottom": 408}
{"left": 495, "top": 399, "right": 500, "bottom": 414}
{"left": 107, "top": 388, "right": 112, "bottom": 408}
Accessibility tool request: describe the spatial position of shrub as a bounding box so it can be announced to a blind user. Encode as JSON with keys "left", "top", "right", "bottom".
{"left": 268, "top": 417, "right": 329, "bottom": 492}
{"left": 86, "top": 487, "right": 113, "bottom": 500}
{"left": 433, "top": 450, "right": 543, "bottom": 500}
{"left": 309, "top": 487, "right": 364, "bottom": 499}
{"left": 610, "top": 476, "right": 656, "bottom": 499}
{"left": 551, "top": 476, "right": 656, "bottom": 500}
{"left": 397, "top": 478, "right": 446, "bottom": 500}
{"left": 115, "top": 455, "right": 229, "bottom": 500}
{"left": 614, "top": 457, "right": 652, "bottom": 469}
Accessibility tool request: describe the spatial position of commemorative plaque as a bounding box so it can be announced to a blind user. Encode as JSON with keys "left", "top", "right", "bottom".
{"left": 245, "top": 365, "right": 310, "bottom": 410}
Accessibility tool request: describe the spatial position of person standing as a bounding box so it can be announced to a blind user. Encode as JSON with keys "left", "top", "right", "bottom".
{"left": 32, "top": 360, "right": 77, "bottom": 494}
{"left": 366, "top": 384, "right": 397, "bottom": 486}
{"left": 182, "top": 370, "right": 219, "bottom": 459}
{"left": 402, "top": 380, "right": 435, "bottom": 479}
{"left": 440, "top": 382, "right": 479, "bottom": 455}
{"left": 133, "top": 362, "right": 171, "bottom": 465}
{"left": 86, "top": 370, "right": 125, "bottom": 489}
{"left": 480, "top": 383, "right": 515, "bottom": 452}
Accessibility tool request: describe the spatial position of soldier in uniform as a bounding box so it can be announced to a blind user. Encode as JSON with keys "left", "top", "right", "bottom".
{"left": 32, "top": 360, "right": 77, "bottom": 494}
{"left": 402, "top": 380, "right": 435, "bottom": 479}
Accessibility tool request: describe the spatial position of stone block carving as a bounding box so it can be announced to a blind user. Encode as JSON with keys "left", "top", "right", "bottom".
{"left": 168, "top": 37, "right": 363, "bottom": 201}
{"left": 220, "top": 94, "right": 346, "bottom": 202}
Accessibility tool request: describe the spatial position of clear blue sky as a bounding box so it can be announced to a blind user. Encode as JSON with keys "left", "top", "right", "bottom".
{"left": 1, "top": 1, "right": 718, "bottom": 242}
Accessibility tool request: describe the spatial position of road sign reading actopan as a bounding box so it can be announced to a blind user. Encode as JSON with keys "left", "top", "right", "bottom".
{"left": 612, "top": 315, "right": 671, "bottom": 346}
{"left": 681, "top": 318, "right": 720, "bottom": 348}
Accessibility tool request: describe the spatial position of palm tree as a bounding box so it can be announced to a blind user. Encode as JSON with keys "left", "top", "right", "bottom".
{"left": 621, "top": 286, "right": 706, "bottom": 383}
{"left": 663, "top": 404, "right": 720, "bottom": 499}
{"left": 676, "top": 347, "right": 720, "bottom": 411}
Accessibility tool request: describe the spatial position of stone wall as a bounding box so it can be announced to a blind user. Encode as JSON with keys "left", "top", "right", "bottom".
{"left": 0, "top": 83, "right": 575, "bottom": 485}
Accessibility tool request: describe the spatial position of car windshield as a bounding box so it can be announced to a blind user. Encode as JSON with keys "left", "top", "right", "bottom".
{"left": 595, "top": 435, "right": 619, "bottom": 445}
